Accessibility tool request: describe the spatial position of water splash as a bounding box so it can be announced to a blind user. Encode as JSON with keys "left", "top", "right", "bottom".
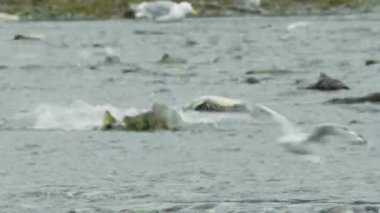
{"left": 6, "top": 101, "right": 255, "bottom": 131}
{"left": 31, "top": 100, "right": 138, "bottom": 131}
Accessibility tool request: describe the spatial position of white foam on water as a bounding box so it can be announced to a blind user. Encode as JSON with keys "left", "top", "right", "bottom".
{"left": 179, "top": 110, "right": 253, "bottom": 124}
{"left": 11, "top": 101, "right": 255, "bottom": 131}
{"left": 31, "top": 100, "right": 138, "bottom": 131}
{"left": 286, "top": 21, "right": 311, "bottom": 31}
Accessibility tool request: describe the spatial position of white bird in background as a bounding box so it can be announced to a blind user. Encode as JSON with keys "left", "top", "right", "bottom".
{"left": 256, "top": 104, "right": 367, "bottom": 155}
{"left": 131, "top": 1, "right": 197, "bottom": 22}
{"left": 286, "top": 21, "right": 310, "bottom": 32}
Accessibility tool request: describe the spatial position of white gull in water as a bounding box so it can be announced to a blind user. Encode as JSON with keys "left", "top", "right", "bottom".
{"left": 131, "top": 1, "right": 196, "bottom": 22}
{"left": 256, "top": 104, "right": 366, "bottom": 155}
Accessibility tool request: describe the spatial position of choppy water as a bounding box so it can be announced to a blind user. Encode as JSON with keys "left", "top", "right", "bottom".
{"left": 1, "top": 14, "right": 380, "bottom": 212}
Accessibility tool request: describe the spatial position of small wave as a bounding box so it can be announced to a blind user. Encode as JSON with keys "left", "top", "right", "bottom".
{"left": 179, "top": 110, "right": 251, "bottom": 124}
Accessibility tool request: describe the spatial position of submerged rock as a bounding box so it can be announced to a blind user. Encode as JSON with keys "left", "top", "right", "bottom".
{"left": 101, "top": 103, "right": 184, "bottom": 131}
{"left": 185, "top": 39, "right": 198, "bottom": 47}
{"left": 245, "top": 76, "right": 260, "bottom": 84}
{"left": 104, "top": 55, "right": 121, "bottom": 65}
{"left": 185, "top": 96, "right": 247, "bottom": 112}
{"left": 245, "top": 68, "right": 293, "bottom": 75}
{"left": 122, "top": 65, "right": 143, "bottom": 74}
{"left": 134, "top": 30, "right": 165, "bottom": 35}
{"left": 326, "top": 92, "right": 380, "bottom": 104}
{"left": 159, "top": 53, "right": 187, "bottom": 64}
{"left": 13, "top": 33, "right": 45, "bottom": 41}
{"left": 319, "top": 205, "right": 379, "bottom": 213}
{"left": 305, "top": 73, "right": 349, "bottom": 91}
{"left": 365, "top": 60, "right": 380, "bottom": 66}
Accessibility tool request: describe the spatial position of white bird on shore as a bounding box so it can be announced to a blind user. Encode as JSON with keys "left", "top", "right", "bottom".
{"left": 131, "top": 1, "right": 197, "bottom": 22}
{"left": 256, "top": 104, "right": 366, "bottom": 155}
{"left": 0, "top": 12, "right": 20, "bottom": 22}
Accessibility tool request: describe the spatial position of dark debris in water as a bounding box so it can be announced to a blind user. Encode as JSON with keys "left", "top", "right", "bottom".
{"left": 0, "top": 65, "right": 8, "bottom": 70}
{"left": 159, "top": 53, "right": 187, "bottom": 65}
{"left": 185, "top": 39, "right": 197, "bottom": 47}
{"left": 245, "top": 68, "right": 293, "bottom": 75}
{"left": 365, "top": 59, "right": 380, "bottom": 66}
{"left": 326, "top": 92, "right": 380, "bottom": 104}
{"left": 134, "top": 30, "right": 165, "bottom": 35}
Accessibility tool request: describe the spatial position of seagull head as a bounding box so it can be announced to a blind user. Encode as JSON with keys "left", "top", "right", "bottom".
{"left": 318, "top": 124, "right": 367, "bottom": 145}
{"left": 179, "top": 1, "right": 197, "bottom": 15}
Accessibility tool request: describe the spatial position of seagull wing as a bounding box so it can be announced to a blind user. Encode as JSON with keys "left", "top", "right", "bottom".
{"left": 306, "top": 123, "right": 366, "bottom": 144}
{"left": 256, "top": 104, "right": 300, "bottom": 136}
{"left": 305, "top": 124, "right": 332, "bottom": 143}
{"left": 141, "top": 1, "right": 174, "bottom": 19}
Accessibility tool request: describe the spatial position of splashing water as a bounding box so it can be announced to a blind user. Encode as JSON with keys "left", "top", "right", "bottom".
{"left": 6, "top": 101, "right": 256, "bottom": 131}
{"left": 31, "top": 100, "right": 138, "bottom": 131}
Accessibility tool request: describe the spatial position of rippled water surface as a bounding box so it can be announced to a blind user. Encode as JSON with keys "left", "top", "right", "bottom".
{"left": 1, "top": 15, "right": 380, "bottom": 212}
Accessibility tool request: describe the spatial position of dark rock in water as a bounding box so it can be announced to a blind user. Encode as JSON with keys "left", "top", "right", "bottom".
{"left": 161, "top": 206, "right": 183, "bottom": 212}
{"left": 185, "top": 39, "right": 197, "bottom": 47}
{"left": 14, "top": 33, "right": 44, "bottom": 41}
{"left": 245, "top": 77, "right": 260, "bottom": 84}
{"left": 365, "top": 206, "right": 379, "bottom": 213}
{"left": 245, "top": 68, "right": 293, "bottom": 75}
{"left": 327, "top": 92, "right": 380, "bottom": 104}
{"left": 0, "top": 65, "right": 7, "bottom": 70}
{"left": 88, "top": 65, "right": 98, "bottom": 70}
{"left": 192, "top": 203, "right": 217, "bottom": 210}
{"left": 365, "top": 60, "right": 380, "bottom": 66}
{"left": 319, "top": 205, "right": 379, "bottom": 213}
{"left": 305, "top": 73, "right": 349, "bottom": 91}
{"left": 104, "top": 56, "right": 121, "bottom": 65}
{"left": 92, "top": 43, "right": 105, "bottom": 48}
{"left": 122, "top": 64, "right": 143, "bottom": 74}
{"left": 122, "top": 68, "right": 139, "bottom": 74}
{"left": 120, "top": 209, "right": 159, "bottom": 213}
{"left": 134, "top": 30, "right": 165, "bottom": 35}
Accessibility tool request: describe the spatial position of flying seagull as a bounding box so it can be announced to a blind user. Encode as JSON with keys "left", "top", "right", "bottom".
{"left": 256, "top": 104, "right": 366, "bottom": 154}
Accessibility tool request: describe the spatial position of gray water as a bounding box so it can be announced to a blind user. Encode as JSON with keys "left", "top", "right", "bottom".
{"left": 0, "top": 14, "right": 380, "bottom": 212}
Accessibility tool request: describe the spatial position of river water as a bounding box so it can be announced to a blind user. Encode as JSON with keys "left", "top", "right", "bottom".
{"left": 0, "top": 14, "right": 380, "bottom": 212}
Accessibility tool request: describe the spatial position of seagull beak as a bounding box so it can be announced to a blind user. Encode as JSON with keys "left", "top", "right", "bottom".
{"left": 191, "top": 9, "right": 198, "bottom": 16}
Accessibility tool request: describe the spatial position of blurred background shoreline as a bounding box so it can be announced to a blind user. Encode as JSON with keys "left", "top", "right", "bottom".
{"left": 1, "top": 0, "right": 380, "bottom": 21}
